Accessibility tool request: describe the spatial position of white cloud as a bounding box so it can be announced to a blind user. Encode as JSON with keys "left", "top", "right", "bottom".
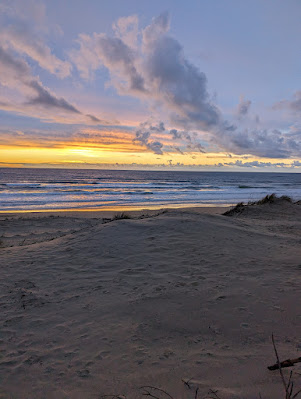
{"left": 113, "top": 15, "right": 139, "bottom": 49}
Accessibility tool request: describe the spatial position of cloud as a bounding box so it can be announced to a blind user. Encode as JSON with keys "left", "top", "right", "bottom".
{"left": 70, "top": 12, "right": 220, "bottom": 131}
{"left": 134, "top": 121, "right": 165, "bottom": 155}
{"left": 0, "top": 9, "right": 281, "bottom": 160}
{"left": 142, "top": 14, "right": 220, "bottom": 130}
{"left": 142, "top": 12, "right": 170, "bottom": 51}
{"left": 0, "top": 25, "right": 71, "bottom": 78}
{"left": 169, "top": 128, "right": 205, "bottom": 152}
{"left": 71, "top": 13, "right": 301, "bottom": 159}
{"left": 0, "top": 1, "right": 108, "bottom": 123}
{"left": 0, "top": 45, "right": 105, "bottom": 123}
{"left": 0, "top": 45, "right": 30, "bottom": 77}
{"left": 173, "top": 146, "right": 184, "bottom": 154}
{"left": 26, "top": 80, "right": 80, "bottom": 113}
{"left": 236, "top": 96, "right": 251, "bottom": 117}
{"left": 0, "top": 125, "right": 141, "bottom": 152}
{"left": 0, "top": 0, "right": 46, "bottom": 27}
{"left": 70, "top": 32, "right": 146, "bottom": 93}
{"left": 98, "top": 35, "right": 146, "bottom": 93}
{"left": 0, "top": 45, "right": 77, "bottom": 111}
{"left": 69, "top": 13, "right": 301, "bottom": 159}
{"left": 216, "top": 160, "right": 301, "bottom": 169}
{"left": 187, "top": 142, "right": 206, "bottom": 153}
{"left": 274, "top": 91, "right": 301, "bottom": 114}
{"left": 215, "top": 125, "right": 301, "bottom": 158}
{"left": 86, "top": 114, "right": 104, "bottom": 123}
{"left": 0, "top": 0, "right": 71, "bottom": 78}
{"left": 132, "top": 121, "right": 206, "bottom": 155}
{"left": 113, "top": 15, "right": 139, "bottom": 49}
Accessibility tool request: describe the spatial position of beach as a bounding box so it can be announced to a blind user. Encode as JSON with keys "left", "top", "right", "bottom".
{"left": 0, "top": 201, "right": 301, "bottom": 399}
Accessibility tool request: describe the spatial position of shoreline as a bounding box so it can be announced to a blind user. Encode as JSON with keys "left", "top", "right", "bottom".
{"left": 0, "top": 203, "right": 230, "bottom": 217}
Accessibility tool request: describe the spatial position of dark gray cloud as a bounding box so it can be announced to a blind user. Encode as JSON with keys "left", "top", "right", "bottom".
{"left": 215, "top": 125, "right": 301, "bottom": 158}
{"left": 133, "top": 121, "right": 207, "bottom": 155}
{"left": 0, "top": 45, "right": 76, "bottom": 113}
{"left": 26, "top": 80, "right": 80, "bottom": 113}
{"left": 134, "top": 130, "right": 164, "bottom": 155}
{"left": 134, "top": 122, "right": 164, "bottom": 155}
{"left": 145, "top": 35, "right": 219, "bottom": 130}
{"left": 216, "top": 160, "right": 300, "bottom": 168}
{"left": 173, "top": 146, "right": 184, "bottom": 154}
{"left": 237, "top": 96, "right": 251, "bottom": 116}
{"left": 0, "top": 45, "right": 30, "bottom": 77}
{"left": 187, "top": 142, "right": 205, "bottom": 153}
{"left": 146, "top": 140, "right": 163, "bottom": 155}
{"left": 149, "top": 121, "right": 165, "bottom": 132}
{"left": 169, "top": 128, "right": 205, "bottom": 152}
{"left": 86, "top": 114, "right": 103, "bottom": 123}
{"left": 97, "top": 35, "right": 146, "bottom": 93}
{"left": 170, "top": 129, "right": 181, "bottom": 140}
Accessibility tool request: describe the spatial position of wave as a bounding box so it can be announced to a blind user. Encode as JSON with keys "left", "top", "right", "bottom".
{"left": 1, "top": 169, "right": 301, "bottom": 211}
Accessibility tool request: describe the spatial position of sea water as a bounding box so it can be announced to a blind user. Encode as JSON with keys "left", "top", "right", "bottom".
{"left": 0, "top": 168, "right": 300, "bottom": 211}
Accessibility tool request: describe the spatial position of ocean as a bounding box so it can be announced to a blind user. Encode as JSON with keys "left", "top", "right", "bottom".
{"left": 0, "top": 168, "right": 300, "bottom": 212}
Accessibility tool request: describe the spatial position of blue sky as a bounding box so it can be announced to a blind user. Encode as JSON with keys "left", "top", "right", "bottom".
{"left": 0, "top": 0, "right": 301, "bottom": 170}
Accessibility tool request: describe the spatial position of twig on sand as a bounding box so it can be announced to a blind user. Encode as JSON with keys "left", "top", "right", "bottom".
{"left": 206, "top": 389, "right": 221, "bottom": 399}
{"left": 270, "top": 334, "right": 301, "bottom": 399}
{"left": 268, "top": 357, "right": 301, "bottom": 370}
{"left": 271, "top": 333, "right": 290, "bottom": 398}
{"left": 182, "top": 377, "right": 193, "bottom": 389}
{"left": 140, "top": 386, "right": 174, "bottom": 399}
{"left": 194, "top": 387, "right": 199, "bottom": 399}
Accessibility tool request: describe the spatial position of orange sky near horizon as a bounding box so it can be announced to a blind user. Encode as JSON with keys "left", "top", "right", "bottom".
{"left": 1, "top": 144, "right": 300, "bottom": 171}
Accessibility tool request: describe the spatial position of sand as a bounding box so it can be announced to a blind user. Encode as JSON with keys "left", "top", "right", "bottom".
{"left": 0, "top": 203, "right": 300, "bottom": 399}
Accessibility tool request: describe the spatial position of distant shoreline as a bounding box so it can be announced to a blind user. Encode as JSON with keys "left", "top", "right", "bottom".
{"left": 0, "top": 204, "right": 229, "bottom": 217}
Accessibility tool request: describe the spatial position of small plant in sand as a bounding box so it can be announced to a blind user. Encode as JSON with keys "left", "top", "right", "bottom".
{"left": 222, "top": 202, "right": 245, "bottom": 216}
{"left": 112, "top": 212, "right": 132, "bottom": 220}
{"left": 223, "top": 194, "right": 294, "bottom": 216}
{"left": 249, "top": 193, "right": 293, "bottom": 205}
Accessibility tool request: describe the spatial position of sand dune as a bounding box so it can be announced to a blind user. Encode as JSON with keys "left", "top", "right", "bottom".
{"left": 0, "top": 203, "right": 300, "bottom": 398}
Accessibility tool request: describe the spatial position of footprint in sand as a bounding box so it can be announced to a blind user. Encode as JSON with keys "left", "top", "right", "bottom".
{"left": 77, "top": 369, "right": 90, "bottom": 378}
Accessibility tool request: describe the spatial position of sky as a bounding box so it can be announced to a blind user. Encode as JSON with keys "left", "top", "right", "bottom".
{"left": 0, "top": 0, "right": 301, "bottom": 171}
